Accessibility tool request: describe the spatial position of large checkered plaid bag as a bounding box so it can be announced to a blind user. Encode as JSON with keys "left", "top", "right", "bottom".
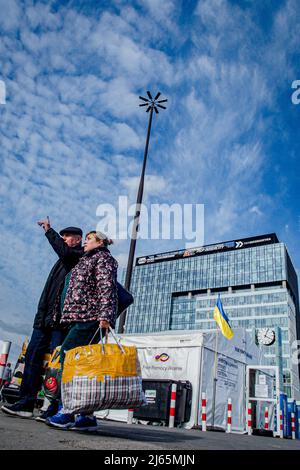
{"left": 61, "top": 328, "right": 146, "bottom": 414}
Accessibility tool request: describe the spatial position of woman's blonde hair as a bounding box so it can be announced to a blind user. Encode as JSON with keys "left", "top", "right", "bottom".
{"left": 86, "top": 230, "right": 114, "bottom": 246}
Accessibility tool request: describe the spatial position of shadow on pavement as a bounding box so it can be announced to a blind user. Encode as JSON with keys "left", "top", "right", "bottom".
{"left": 76, "top": 421, "right": 203, "bottom": 444}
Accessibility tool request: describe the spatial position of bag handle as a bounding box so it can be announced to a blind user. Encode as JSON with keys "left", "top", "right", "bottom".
{"left": 99, "top": 327, "right": 105, "bottom": 354}
{"left": 89, "top": 325, "right": 125, "bottom": 354}
{"left": 108, "top": 326, "right": 125, "bottom": 354}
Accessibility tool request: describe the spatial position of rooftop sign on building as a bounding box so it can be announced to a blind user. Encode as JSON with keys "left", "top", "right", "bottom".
{"left": 136, "top": 233, "right": 279, "bottom": 266}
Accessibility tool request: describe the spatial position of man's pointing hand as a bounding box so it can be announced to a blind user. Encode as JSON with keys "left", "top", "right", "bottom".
{"left": 37, "top": 216, "right": 51, "bottom": 232}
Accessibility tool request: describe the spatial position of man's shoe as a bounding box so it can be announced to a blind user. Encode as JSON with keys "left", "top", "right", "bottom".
{"left": 70, "top": 415, "right": 98, "bottom": 431}
{"left": 1, "top": 402, "right": 33, "bottom": 418}
{"left": 46, "top": 410, "right": 75, "bottom": 429}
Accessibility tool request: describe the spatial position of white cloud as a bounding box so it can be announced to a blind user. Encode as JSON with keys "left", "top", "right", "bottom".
{"left": 0, "top": 0, "right": 22, "bottom": 32}
{"left": 249, "top": 206, "right": 264, "bottom": 217}
{"left": 120, "top": 174, "right": 169, "bottom": 201}
{"left": 112, "top": 122, "right": 141, "bottom": 150}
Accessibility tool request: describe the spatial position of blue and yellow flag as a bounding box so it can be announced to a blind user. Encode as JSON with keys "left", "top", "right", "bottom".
{"left": 213, "top": 295, "right": 234, "bottom": 340}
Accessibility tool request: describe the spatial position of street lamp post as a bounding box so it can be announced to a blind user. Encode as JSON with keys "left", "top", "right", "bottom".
{"left": 118, "top": 91, "right": 167, "bottom": 334}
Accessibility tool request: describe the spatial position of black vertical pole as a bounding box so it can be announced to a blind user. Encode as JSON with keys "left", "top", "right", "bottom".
{"left": 118, "top": 106, "right": 154, "bottom": 334}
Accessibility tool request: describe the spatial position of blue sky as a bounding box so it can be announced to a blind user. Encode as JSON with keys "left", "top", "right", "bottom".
{"left": 0, "top": 0, "right": 299, "bottom": 363}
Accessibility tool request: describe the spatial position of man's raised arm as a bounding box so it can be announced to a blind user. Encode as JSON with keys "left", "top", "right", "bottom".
{"left": 37, "top": 218, "right": 83, "bottom": 262}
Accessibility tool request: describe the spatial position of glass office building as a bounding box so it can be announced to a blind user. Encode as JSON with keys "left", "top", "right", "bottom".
{"left": 123, "top": 234, "right": 300, "bottom": 398}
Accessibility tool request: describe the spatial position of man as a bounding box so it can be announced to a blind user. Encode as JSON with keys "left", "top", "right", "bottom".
{"left": 1, "top": 219, "right": 83, "bottom": 419}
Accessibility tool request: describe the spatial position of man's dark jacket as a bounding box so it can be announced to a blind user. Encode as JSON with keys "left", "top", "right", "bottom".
{"left": 33, "top": 228, "right": 84, "bottom": 329}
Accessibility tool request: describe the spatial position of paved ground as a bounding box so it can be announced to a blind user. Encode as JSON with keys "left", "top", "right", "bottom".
{"left": 0, "top": 410, "right": 300, "bottom": 450}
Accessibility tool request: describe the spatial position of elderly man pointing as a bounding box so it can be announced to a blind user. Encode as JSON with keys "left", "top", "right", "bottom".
{"left": 1, "top": 218, "right": 83, "bottom": 419}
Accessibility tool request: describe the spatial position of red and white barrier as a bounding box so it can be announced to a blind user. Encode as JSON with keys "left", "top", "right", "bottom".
{"left": 226, "top": 398, "right": 232, "bottom": 433}
{"left": 168, "top": 383, "right": 177, "bottom": 428}
{"left": 0, "top": 341, "right": 11, "bottom": 383}
{"left": 201, "top": 392, "right": 207, "bottom": 432}
{"left": 127, "top": 409, "right": 134, "bottom": 425}
{"left": 247, "top": 402, "right": 253, "bottom": 435}
{"left": 291, "top": 413, "right": 296, "bottom": 440}
{"left": 264, "top": 407, "right": 269, "bottom": 431}
{"left": 279, "top": 410, "right": 284, "bottom": 439}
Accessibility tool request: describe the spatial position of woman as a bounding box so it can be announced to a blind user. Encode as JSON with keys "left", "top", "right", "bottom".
{"left": 46, "top": 230, "right": 118, "bottom": 431}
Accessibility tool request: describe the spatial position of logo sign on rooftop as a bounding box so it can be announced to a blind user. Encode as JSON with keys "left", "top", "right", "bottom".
{"left": 136, "top": 234, "right": 278, "bottom": 265}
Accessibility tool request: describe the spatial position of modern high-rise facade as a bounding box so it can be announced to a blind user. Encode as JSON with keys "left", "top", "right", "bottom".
{"left": 123, "top": 234, "right": 300, "bottom": 398}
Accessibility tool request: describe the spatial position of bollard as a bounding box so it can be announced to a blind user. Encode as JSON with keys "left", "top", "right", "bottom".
{"left": 0, "top": 341, "right": 11, "bottom": 383}
{"left": 201, "top": 392, "right": 207, "bottom": 432}
{"left": 247, "top": 402, "right": 252, "bottom": 435}
{"left": 264, "top": 407, "right": 269, "bottom": 431}
{"left": 127, "top": 409, "right": 134, "bottom": 425}
{"left": 168, "top": 383, "right": 177, "bottom": 428}
{"left": 291, "top": 413, "right": 296, "bottom": 440}
{"left": 279, "top": 410, "right": 284, "bottom": 439}
{"left": 226, "top": 398, "right": 232, "bottom": 433}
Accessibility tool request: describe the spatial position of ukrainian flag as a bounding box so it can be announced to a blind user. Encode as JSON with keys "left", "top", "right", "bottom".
{"left": 213, "top": 295, "right": 234, "bottom": 340}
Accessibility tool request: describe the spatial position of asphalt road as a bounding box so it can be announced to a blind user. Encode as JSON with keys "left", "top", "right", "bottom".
{"left": 1, "top": 411, "right": 300, "bottom": 451}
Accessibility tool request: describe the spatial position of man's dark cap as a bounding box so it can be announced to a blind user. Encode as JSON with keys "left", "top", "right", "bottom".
{"left": 59, "top": 227, "right": 83, "bottom": 237}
